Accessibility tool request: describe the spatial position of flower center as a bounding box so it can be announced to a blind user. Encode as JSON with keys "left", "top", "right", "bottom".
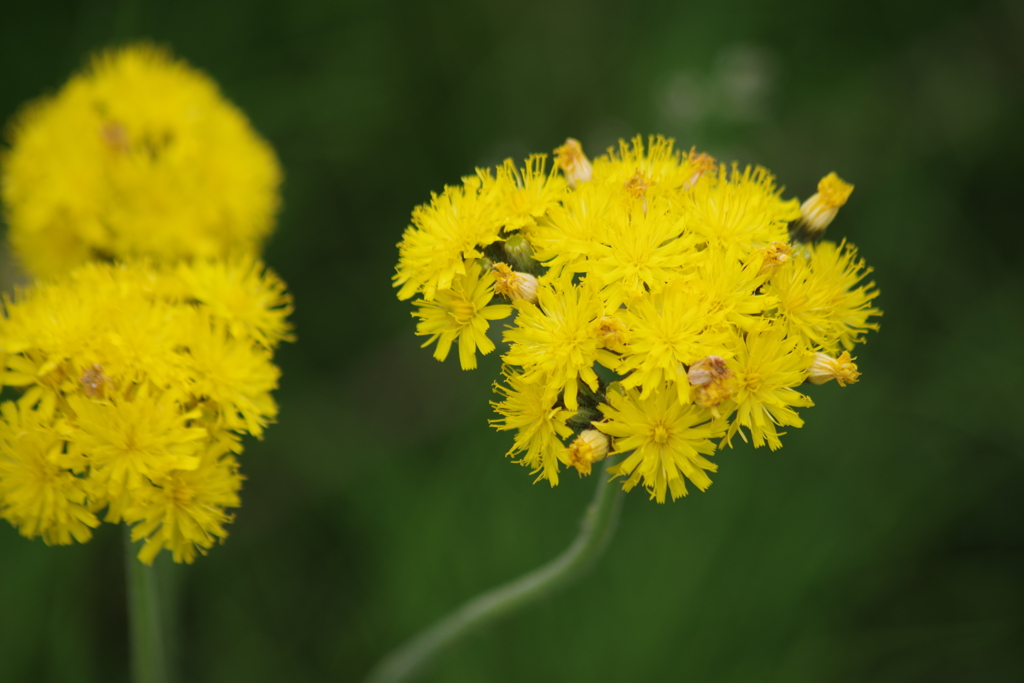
{"left": 446, "top": 299, "right": 475, "bottom": 326}
{"left": 652, "top": 424, "right": 670, "bottom": 444}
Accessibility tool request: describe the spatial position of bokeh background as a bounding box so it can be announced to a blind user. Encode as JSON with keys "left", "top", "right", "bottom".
{"left": 2, "top": 0, "right": 1023, "bottom": 681}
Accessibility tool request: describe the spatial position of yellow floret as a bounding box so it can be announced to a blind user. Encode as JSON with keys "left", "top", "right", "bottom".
{"left": 490, "top": 371, "right": 575, "bottom": 486}
{"left": 596, "top": 388, "right": 724, "bottom": 503}
{"left": 413, "top": 259, "right": 512, "bottom": 370}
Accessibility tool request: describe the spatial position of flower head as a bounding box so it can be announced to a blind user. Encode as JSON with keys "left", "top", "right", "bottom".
{"left": 1, "top": 43, "right": 282, "bottom": 278}
{"left": 597, "top": 389, "right": 724, "bottom": 503}
{"left": 490, "top": 372, "right": 574, "bottom": 486}
{"left": 413, "top": 260, "right": 512, "bottom": 370}
{"left": 721, "top": 327, "right": 814, "bottom": 451}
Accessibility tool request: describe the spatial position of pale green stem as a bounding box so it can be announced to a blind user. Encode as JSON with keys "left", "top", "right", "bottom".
{"left": 363, "top": 456, "right": 625, "bottom": 683}
{"left": 124, "top": 527, "right": 168, "bottom": 683}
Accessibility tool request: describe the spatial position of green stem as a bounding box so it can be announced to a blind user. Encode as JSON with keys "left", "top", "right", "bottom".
{"left": 124, "top": 527, "right": 167, "bottom": 683}
{"left": 363, "top": 456, "right": 625, "bottom": 683}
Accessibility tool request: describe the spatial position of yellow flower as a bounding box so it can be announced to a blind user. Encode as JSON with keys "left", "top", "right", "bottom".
{"left": 0, "top": 259, "right": 290, "bottom": 561}
{"left": 722, "top": 327, "right": 814, "bottom": 451}
{"left": 394, "top": 172, "right": 504, "bottom": 301}
{"left": 0, "top": 397, "right": 99, "bottom": 545}
{"left": 617, "top": 282, "right": 730, "bottom": 403}
{"left": 769, "top": 239, "right": 881, "bottom": 353}
{"left": 682, "top": 249, "right": 776, "bottom": 332}
{"left": 596, "top": 388, "right": 724, "bottom": 503}
{"left": 177, "top": 256, "right": 294, "bottom": 349}
{"left": 592, "top": 135, "right": 703, "bottom": 199}
{"left": 502, "top": 276, "right": 617, "bottom": 411}
{"left": 65, "top": 384, "right": 207, "bottom": 521}
{"left": 1, "top": 43, "right": 282, "bottom": 278}
{"left": 413, "top": 260, "right": 512, "bottom": 370}
{"left": 525, "top": 181, "right": 614, "bottom": 279}
{"left": 124, "top": 433, "right": 243, "bottom": 565}
{"left": 182, "top": 314, "right": 280, "bottom": 438}
{"left": 496, "top": 155, "right": 567, "bottom": 232}
{"left": 490, "top": 371, "right": 574, "bottom": 486}
{"left": 683, "top": 163, "right": 801, "bottom": 252}
{"left": 584, "top": 199, "right": 695, "bottom": 307}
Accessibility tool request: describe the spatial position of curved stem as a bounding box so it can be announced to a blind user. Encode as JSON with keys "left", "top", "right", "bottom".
{"left": 124, "top": 527, "right": 168, "bottom": 683}
{"left": 363, "top": 456, "right": 625, "bottom": 683}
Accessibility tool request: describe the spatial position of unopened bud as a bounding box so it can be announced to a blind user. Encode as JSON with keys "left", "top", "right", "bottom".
{"left": 566, "top": 429, "right": 610, "bottom": 476}
{"left": 790, "top": 173, "right": 854, "bottom": 243}
{"left": 807, "top": 351, "right": 860, "bottom": 387}
{"left": 554, "top": 138, "right": 593, "bottom": 187}
{"left": 492, "top": 263, "right": 539, "bottom": 303}
{"left": 502, "top": 233, "right": 537, "bottom": 273}
{"left": 605, "top": 381, "right": 626, "bottom": 397}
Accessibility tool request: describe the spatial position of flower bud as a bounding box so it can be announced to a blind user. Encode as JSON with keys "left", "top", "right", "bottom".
{"left": 492, "top": 263, "right": 539, "bottom": 303}
{"left": 807, "top": 351, "right": 860, "bottom": 386}
{"left": 565, "top": 429, "right": 610, "bottom": 476}
{"left": 80, "top": 364, "right": 109, "bottom": 399}
{"left": 502, "top": 233, "right": 537, "bottom": 273}
{"left": 554, "top": 138, "right": 593, "bottom": 187}
{"left": 790, "top": 173, "right": 854, "bottom": 243}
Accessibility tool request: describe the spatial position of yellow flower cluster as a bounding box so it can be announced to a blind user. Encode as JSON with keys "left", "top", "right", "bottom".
{"left": 395, "top": 136, "right": 881, "bottom": 502}
{"left": 0, "top": 43, "right": 291, "bottom": 564}
{"left": 0, "top": 258, "right": 292, "bottom": 563}
{"left": 1, "top": 43, "right": 282, "bottom": 279}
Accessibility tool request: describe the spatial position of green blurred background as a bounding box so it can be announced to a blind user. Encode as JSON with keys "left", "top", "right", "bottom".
{"left": 2, "top": 0, "right": 1023, "bottom": 681}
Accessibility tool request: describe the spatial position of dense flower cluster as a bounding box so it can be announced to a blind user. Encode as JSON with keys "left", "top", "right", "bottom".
{"left": 1, "top": 43, "right": 282, "bottom": 279}
{"left": 395, "top": 136, "right": 880, "bottom": 502}
{"left": 0, "top": 43, "right": 291, "bottom": 563}
{"left": 0, "top": 258, "right": 292, "bottom": 563}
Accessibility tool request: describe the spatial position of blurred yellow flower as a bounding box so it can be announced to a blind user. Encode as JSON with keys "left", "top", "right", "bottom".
{"left": 0, "top": 259, "right": 289, "bottom": 562}
{"left": 1, "top": 43, "right": 282, "bottom": 278}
